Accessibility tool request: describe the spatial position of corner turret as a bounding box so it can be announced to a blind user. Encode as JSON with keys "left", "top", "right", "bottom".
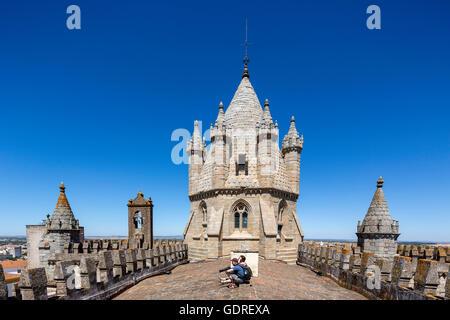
{"left": 281, "top": 117, "right": 303, "bottom": 194}
{"left": 187, "top": 120, "right": 205, "bottom": 195}
{"left": 356, "top": 177, "right": 400, "bottom": 260}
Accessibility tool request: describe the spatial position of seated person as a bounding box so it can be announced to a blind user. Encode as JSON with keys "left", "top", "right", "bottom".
{"left": 220, "top": 258, "right": 245, "bottom": 288}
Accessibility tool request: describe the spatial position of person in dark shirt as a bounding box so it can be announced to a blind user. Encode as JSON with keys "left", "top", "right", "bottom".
{"left": 224, "top": 258, "right": 244, "bottom": 288}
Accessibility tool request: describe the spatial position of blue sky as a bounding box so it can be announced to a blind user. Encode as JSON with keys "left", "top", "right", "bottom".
{"left": 0, "top": 1, "right": 449, "bottom": 241}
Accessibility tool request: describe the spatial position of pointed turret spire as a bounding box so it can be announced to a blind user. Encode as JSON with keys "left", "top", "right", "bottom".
{"left": 364, "top": 177, "right": 391, "bottom": 223}
{"left": 262, "top": 99, "right": 273, "bottom": 124}
{"left": 56, "top": 182, "right": 71, "bottom": 210}
{"left": 215, "top": 101, "right": 225, "bottom": 126}
{"left": 192, "top": 120, "right": 202, "bottom": 149}
{"left": 282, "top": 116, "right": 303, "bottom": 153}
{"left": 287, "top": 116, "right": 299, "bottom": 137}
{"left": 50, "top": 182, "right": 78, "bottom": 230}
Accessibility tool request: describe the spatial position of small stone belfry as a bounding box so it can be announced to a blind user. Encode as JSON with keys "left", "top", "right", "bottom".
{"left": 184, "top": 60, "right": 304, "bottom": 263}
{"left": 127, "top": 192, "right": 154, "bottom": 249}
{"left": 356, "top": 177, "right": 400, "bottom": 259}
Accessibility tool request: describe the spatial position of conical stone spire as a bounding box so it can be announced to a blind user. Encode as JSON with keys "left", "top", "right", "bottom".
{"left": 50, "top": 182, "right": 79, "bottom": 230}
{"left": 215, "top": 102, "right": 225, "bottom": 127}
{"left": 224, "top": 77, "right": 263, "bottom": 129}
{"left": 55, "top": 182, "right": 72, "bottom": 210}
{"left": 359, "top": 177, "right": 395, "bottom": 233}
{"left": 287, "top": 116, "right": 299, "bottom": 137}
{"left": 192, "top": 120, "right": 202, "bottom": 149}
{"left": 262, "top": 99, "right": 273, "bottom": 125}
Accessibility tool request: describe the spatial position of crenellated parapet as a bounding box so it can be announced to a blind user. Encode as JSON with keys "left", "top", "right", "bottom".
{"left": 297, "top": 242, "right": 449, "bottom": 300}
{"left": 6, "top": 244, "right": 188, "bottom": 300}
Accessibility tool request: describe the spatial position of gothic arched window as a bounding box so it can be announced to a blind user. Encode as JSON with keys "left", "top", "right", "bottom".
{"left": 233, "top": 203, "right": 249, "bottom": 231}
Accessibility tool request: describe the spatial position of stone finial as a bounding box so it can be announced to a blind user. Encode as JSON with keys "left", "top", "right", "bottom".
{"left": 219, "top": 101, "right": 223, "bottom": 110}
{"left": 291, "top": 116, "right": 295, "bottom": 123}
{"left": 264, "top": 99, "right": 269, "bottom": 108}
{"left": 242, "top": 63, "right": 249, "bottom": 79}
{"left": 59, "top": 181, "right": 65, "bottom": 192}
{"left": 377, "top": 176, "right": 384, "bottom": 188}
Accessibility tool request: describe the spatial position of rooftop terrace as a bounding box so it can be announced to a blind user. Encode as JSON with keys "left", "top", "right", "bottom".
{"left": 114, "top": 257, "right": 366, "bottom": 300}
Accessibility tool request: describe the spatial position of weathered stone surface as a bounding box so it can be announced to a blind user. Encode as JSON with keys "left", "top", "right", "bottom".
{"left": 414, "top": 259, "right": 439, "bottom": 295}
{"left": 0, "top": 265, "right": 7, "bottom": 300}
{"left": 446, "top": 275, "right": 450, "bottom": 299}
{"left": 54, "top": 261, "right": 77, "bottom": 296}
{"left": 391, "top": 256, "right": 414, "bottom": 288}
{"left": 112, "top": 250, "right": 127, "bottom": 278}
{"left": 98, "top": 251, "right": 114, "bottom": 284}
{"left": 360, "top": 252, "right": 375, "bottom": 274}
{"left": 136, "top": 249, "right": 146, "bottom": 270}
{"left": 375, "top": 258, "right": 393, "bottom": 282}
{"left": 349, "top": 253, "right": 361, "bottom": 273}
{"left": 340, "top": 249, "right": 350, "bottom": 271}
{"left": 19, "top": 268, "right": 48, "bottom": 300}
{"left": 80, "top": 257, "right": 97, "bottom": 289}
{"left": 125, "top": 249, "right": 137, "bottom": 273}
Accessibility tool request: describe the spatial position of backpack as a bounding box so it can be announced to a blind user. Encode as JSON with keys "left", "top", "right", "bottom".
{"left": 241, "top": 265, "right": 253, "bottom": 281}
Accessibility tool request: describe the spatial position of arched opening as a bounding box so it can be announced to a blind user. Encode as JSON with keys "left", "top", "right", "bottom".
{"left": 200, "top": 201, "right": 207, "bottom": 224}
{"left": 134, "top": 211, "right": 143, "bottom": 229}
{"left": 277, "top": 201, "right": 287, "bottom": 243}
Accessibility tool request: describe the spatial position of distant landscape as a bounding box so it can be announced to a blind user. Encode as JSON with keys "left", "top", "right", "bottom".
{"left": 1, "top": 236, "right": 447, "bottom": 245}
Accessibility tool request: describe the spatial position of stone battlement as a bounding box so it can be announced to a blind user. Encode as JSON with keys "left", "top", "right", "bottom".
{"left": 57, "top": 238, "right": 183, "bottom": 255}
{"left": 297, "top": 242, "right": 449, "bottom": 300}
{"left": 1, "top": 244, "right": 188, "bottom": 300}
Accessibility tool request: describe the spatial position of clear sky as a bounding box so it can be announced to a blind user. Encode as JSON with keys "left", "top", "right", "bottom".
{"left": 0, "top": 1, "right": 449, "bottom": 241}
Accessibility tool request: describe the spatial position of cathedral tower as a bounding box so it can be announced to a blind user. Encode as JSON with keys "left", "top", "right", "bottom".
{"left": 184, "top": 60, "right": 304, "bottom": 264}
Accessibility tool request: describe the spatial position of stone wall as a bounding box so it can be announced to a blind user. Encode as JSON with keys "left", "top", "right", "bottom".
{"left": 297, "top": 242, "right": 449, "bottom": 300}
{"left": 3, "top": 244, "right": 188, "bottom": 300}
{"left": 25, "top": 225, "right": 47, "bottom": 268}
